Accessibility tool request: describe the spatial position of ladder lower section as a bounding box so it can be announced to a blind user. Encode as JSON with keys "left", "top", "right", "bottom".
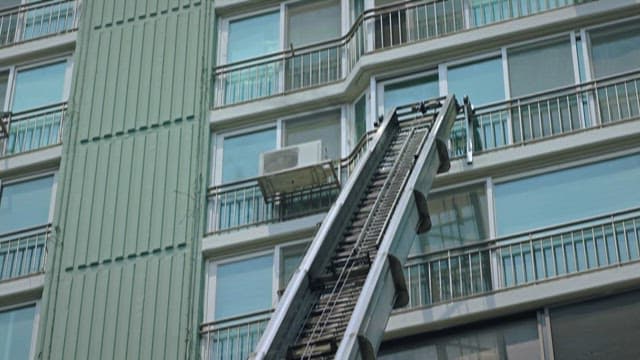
{"left": 252, "top": 96, "right": 459, "bottom": 360}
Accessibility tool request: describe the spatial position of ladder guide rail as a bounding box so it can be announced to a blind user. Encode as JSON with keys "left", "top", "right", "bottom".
{"left": 252, "top": 95, "right": 459, "bottom": 360}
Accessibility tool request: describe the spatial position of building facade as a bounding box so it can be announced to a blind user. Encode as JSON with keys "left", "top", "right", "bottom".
{"left": 1, "top": 0, "right": 640, "bottom": 359}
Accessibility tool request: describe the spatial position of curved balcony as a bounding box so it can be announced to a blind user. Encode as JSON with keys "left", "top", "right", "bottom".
{"left": 212, "top": 0, "right": 595, "bottom": 108}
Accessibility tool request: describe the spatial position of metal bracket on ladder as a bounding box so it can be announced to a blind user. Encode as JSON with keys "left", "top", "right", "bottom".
{"left": 413, "top": 190, "right": 432, "bottom": 234}
{"left": 388, "top": 254, "right": 409, "bottom": 308}
{"left": 357, "top": 335, "right": 376, "bottom": 360}
{"left": 436, "top": 139, "right": 450, "bottom": 173}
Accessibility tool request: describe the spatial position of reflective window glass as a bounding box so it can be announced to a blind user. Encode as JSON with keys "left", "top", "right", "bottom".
{"left": 382, "top": 74, "right": 439, "bottom": 117}
{"left": 227, "top": 11, "right": 280, "bottom": 63}
{"left": 354, "top": 95, "right": 367, "bottom": 144}
{"left": 222, "top": 128, "right": 276, "bottom": 183}
{"left": 411, "top": 184, "right": 489, "bottom": 255}
{"left": 215, "top": 254, "right": 273, "bottom": 319}
{"left": 12, "top": 62, "right": 66, "bottom": 112}
{"left": 284, "top": 110, "right": 341, "bottom": 160}
{"left": 495, "top": 153, "right": 640, "bottom": 236}
{"left": 508, "top": 38, "right": 574, "bottom": 97}
{"left": 0, "top": 176, "right": 53, "bottom": 234}
{"left": 448, "top": 57, "right": 504, "bottom": 105}
{"left": 287, "top": 0, "right": 340, "bottom": 48}
{"left": 590, "top": 22, "right": 640, "bottom": 79}
{"left": 0, "top": 305, "right": 35, "bottom": 360}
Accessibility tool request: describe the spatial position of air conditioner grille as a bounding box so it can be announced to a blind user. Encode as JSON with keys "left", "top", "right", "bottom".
{"left": 263, "top": 147, "right": 299, "bottom": 174}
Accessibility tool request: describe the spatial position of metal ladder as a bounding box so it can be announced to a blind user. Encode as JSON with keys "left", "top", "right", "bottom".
{"left": 252, "top": 95, "right": 460, "bottom": 360}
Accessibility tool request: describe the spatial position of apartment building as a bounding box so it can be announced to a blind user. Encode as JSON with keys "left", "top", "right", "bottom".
{"left": 1, "top": 0, "right": 640, "bottom": 359}
{"left": 0, "top": 1, "right": 79, "bottom": 358}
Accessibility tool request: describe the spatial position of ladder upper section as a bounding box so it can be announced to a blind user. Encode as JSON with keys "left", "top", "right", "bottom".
{"left": 252, "top": 95, "right": 460, "bottom": 360}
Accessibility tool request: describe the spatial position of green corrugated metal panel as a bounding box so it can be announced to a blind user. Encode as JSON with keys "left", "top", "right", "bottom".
{"left": 37, "top": 0, "right": 210, "bottom": 358}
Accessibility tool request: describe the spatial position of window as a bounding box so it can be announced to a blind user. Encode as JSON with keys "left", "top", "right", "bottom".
{"left": 379, "top": 73, "right": 439, "bottom": 117}
{"left": 508, "top": 37, "right": 575, "bottom": 97}
{"left": 220, "top": 127, "right": 276, "bottom": 183}
{"left": 494, "top": 153, "right": 640, "bottom": 236}
{"left": 287, "top": 0, "right": 341, "bottom": 48}
{"left": 0, "top": 175, "right": 53, "bottom": 235}
{"left": 12, "top": 61, "right": 67, "bottom": 112}
{"left": 447, "top": 57, "right": 504, "bottom": 105}
{"left": 226, "top": 11, "right": 280, "bottom": 63}
{"left": 353, "top": 95, "right": 367, "bottom": 144}
{"left": 379, "top": 315, "right": 541, "bottom": 359}
{"left": 284, "top": 110, "right": 341, "bottom": 160}
{"left": 0, "top": 305, "right": 36, "bottom": 360}
{"left": 214, "top": 254, "right": 273, "bottom": 320}
{"left": 589, "top": 21, "right": 640, "bottom": 79}
{"left": 410, "top": 183, "right": 490, "bottom": 255}
{"left": 280, "top": 244, "right": 307, "bottom": 292}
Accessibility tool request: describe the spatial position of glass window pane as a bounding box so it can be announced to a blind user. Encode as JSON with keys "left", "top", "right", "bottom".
{"left": 382, "top": 74, "right": 439, "bottom": 116}
{"left": 222, "top": 128, "right": 276, "bottom": 183}
{"left": 379, "top": 316, "right": 540, "bottom": 359}
{"left": 508, "top": 38, "right": 574, "bottom": 97}
{"left": 0, "top": 176, "right": 53, "bottom": 234}
{"left": 590, "top": 22, "right": 640, "bottom": 79}
{"left": 0, "top": 305, "right": 35, "bottom": 360}
{"left": 448, "top": 57, "right": 504, "bottom": 105}
{"left": 285, "top": 110, "right": 341, "bottom": 160}
{"left": 227, "top": 11, "right": 280, "bottom": 63}
{"left": 280, "top": 244, "right": 307, "bottom": 289}
{"left": 287, "top": 0, "right": 340, "bottom": 48}
{"left": 215, "top": 254, "right": 273, "bottom": 319}
{"left": 12, "top": 62, "right": 66, "bottom": 112}
{"left": 410, "top": 184, "right": 489, "bottom": 255}
{"left": 495, "top": 153, "right": 640, "bottom": 236}
{"left": 0, "top": 71, "right": 8, "bottom": 110}
{"left": 354, "top": 95, "right": 367, "bottom": 144}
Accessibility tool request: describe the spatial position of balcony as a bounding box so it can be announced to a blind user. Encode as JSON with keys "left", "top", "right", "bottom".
{"left": 212, "top": 0, "right": 594, "bottom": 108}
{"left": 200, "top": 310, "right": 272, "bottom": 360}
{"left": 403, "top": 207, "right": 640, "bottom": 309}
{"left": 450, "top": 69, "right": 640, "bottom": 159}
{"left": 0, "top": 225, "right": 49, "bottom": 282}
{"left": 0, "top": 0, "right": 80, "bottom": 48}
{"left": 0, "top": 102, "right": 66, "bottom": 158}
{"left": 206, "top": 129, "right": 377, "bottom": 234}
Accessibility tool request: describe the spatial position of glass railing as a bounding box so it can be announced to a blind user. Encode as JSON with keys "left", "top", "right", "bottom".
{"left": 0, "top": 102, "right": 66, "bottom": 157}
{"left": 449, "top": 69, "right": 640, "bottom": 158}
{"left": 403, "top": 207, "right": 640, "bottom": 309}
{"left": 0, "top": 224, "right": 49, "bottom": 282}
{"left": 200, "top": 310, "right": 272, "bottom": 360}
{"left": 0, "top": 0, "right": 80, "bottom": 47}
{"left": 213, "top": 0, "right": 594, "bottom": 107}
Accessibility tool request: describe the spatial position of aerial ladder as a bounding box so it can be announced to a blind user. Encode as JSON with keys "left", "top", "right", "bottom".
{"left": 252, "top": 94, "right": 468, "bottom": 359}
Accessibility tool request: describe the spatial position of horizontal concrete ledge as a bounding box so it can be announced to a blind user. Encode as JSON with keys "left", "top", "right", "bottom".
{"left": 385, "top": 261, "right": 640, "bottom": 340}
{"left": 0, "top": 274, "right": 45, "bottom": 307}
{"left": 0, "top": 145, "right": 62, "bottom": 177}
{"left": 209, "top": 0, "right": 640, "bottom": 129}
{"left": 435, "top": 117, "right": 640, "bottom": 187}
{"left": 202, "top": 213, "right": 326, "bottom": 258}
{"left": 0, "top": 32, "right": 76, "bottom": 67}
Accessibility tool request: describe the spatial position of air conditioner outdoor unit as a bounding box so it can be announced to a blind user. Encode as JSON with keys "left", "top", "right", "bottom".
{"left": 258, "top": 140, "right": 339, "bottom": 200}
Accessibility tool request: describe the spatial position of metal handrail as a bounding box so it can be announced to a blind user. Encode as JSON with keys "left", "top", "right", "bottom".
{"left": 406, "top": 206, "right": 640, "bottom": 264}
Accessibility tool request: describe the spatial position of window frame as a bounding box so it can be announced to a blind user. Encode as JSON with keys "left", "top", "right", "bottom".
{"left": 375, "top": 68, "right": 439, "bottom": 118}
{"left": 0, "top": 169, "right": 58, "bottom": 235}
{"left": 0, "top": 300, "right": 41, "bottom": 360}
{"left": 204, "top": 239, "right": 311, "bottom": 324}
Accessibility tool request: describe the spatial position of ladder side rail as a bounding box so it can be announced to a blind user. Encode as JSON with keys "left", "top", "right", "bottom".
{"left": 252, "top": 108, "right": 400, "bottom": 360}
{"left": 335, "top": 95, "right": 459, "bottom": 360}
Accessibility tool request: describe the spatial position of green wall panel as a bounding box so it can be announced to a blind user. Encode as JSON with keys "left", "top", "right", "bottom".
{"left": 38, "top": 0, "right": 210, "bottom": 358}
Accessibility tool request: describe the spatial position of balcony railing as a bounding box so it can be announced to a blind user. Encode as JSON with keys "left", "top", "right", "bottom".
{"left": 213, "top": 0, "right": 593, "bottom": 107}
{"left": 200, "top": 310, "right": 272, "bottom": 360}
{"left": 0, "top": 102, "right": 66, "bottom": 157}
{"left": 206, "top": 130, "right": 378, "bottom": 234}
{"left": 0, "top": 225, "right": 49, "bottom": 282}
{"left": 0, "top": 0, "right": 80, "bottom": 47}
{"left": 403, "top": 207, "right": 640, "bottom": 309}
{"left": 449, "top": 69, "right": 640, "bottom": 158}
